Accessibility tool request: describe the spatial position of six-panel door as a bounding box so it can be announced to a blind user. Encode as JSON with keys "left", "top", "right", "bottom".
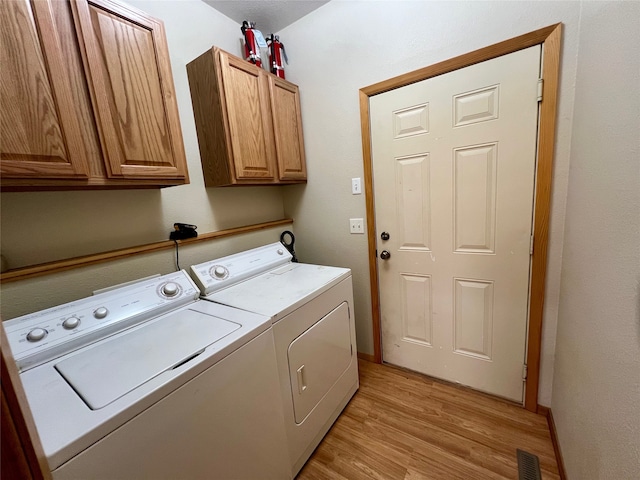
{"left": 371, "top": 46, "right": 541, "bottom": 402}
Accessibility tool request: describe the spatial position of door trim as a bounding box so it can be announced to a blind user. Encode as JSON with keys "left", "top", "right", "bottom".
{"left": 359, "top": 24, "right": 562, "bottom": 412}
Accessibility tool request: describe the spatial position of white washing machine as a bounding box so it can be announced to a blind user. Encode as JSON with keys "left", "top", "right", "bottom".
{"left": 190, "top": 243, "right": 359, "bottom": 476}
{"left": 3, "top": 270, "right": 291, "bottom": 480}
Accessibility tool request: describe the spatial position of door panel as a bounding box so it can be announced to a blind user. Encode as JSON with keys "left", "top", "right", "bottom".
{"left": 396, "top": 154, "right": 431, "bottom": 251}
{"left": 400, "top": 274, "right": 432, "bottom": 345}
{"left": 453, "top": 278, "right": 494, "bottom": 359}
{"left": 453, "top": 143, "right": 497, "bottom": 253}
{"left": 371, "top": 46, "right": 541, "bottom": 402}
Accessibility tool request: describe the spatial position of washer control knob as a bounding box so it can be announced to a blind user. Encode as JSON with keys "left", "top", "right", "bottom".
{"left": 93, "top": 307, "right": 108, "bottom": 319}
{"left": 63, "top": 316, "right": 81, "bottom": 329}
{"left": 27, "top": 328, "right": 47, "bottom": 342}
{"left": 214, "top": 266, "right": 227, "bottom": 278}
{"left": 277, "top": 249, "right": 284, "bottom": 255}
{"left": 162, "top": 282, "right": 179, "bottom": 297}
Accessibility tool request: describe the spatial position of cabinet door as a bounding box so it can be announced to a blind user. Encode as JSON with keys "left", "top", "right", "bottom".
{"left": 0, "top": 0, "right": 89, "bottom": 179}
{"left": 269, "top": 77, "right": 307, "bottom": 181}
{"left": 218, "top": 51, "right": 276, "bottom": 181}
{"left": 70, "top": 0, "right": 187, "bottom": 180}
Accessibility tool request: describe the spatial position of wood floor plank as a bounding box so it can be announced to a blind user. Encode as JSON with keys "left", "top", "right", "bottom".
{"left": 407, "top": 442, "right": 510, "bottom": 480}
{"left": 340, "top": 391, "right": 374, "bottom": 424}
{"left": 360, "top": 383, "right": 555, "bottom": 472}
{"left": 362, "top": 408, "right": 518, "bottom": 479}
{"left": 429, "top": 380, "right": 549, "bottom": 430}
{"left": 296, "top": 360, "right": 560, "bottom": 480}
{"left": 298, "top": 453, "right": 351, "bottom": 480}
{"left": 322, "top": 417, "right": 410, "bottom": 479}
{"left": 363, "top": 382, "right": 556, "bottom": 467}
{"left": 310, "top": 439, "right": 406, "bottom": 480}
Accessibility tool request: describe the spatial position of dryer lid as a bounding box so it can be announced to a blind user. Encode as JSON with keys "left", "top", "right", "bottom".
{"left": 55, "top": 309, "right": 240, "bottom": 410}
{"left": 206, "top": 263, "right": 351, "bottom": 320}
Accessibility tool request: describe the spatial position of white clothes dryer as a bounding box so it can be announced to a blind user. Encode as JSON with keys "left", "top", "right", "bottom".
{"left": 3, "top": 270, "right": 291, "bottom": 480}
{"left": 190, "top": 243, "right": 359, "bottom": 476}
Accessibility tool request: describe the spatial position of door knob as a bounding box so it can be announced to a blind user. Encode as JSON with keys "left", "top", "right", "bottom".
{"left": 380, "top": 250, "right": 391, "bottom": 260}
{"left": 381, "top": 232, "right": 390, "bottom": 241}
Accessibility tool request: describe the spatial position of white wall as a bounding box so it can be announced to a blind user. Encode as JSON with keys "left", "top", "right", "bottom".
{"left": 0, "top": 1, "right": 288, "bottom": 318}
{"left": 551, "top": 2, "right": 640, "bottom": 478}
{"left": 0, "top": 225, "right": 290, "bottom": 320}
{"left": 280, "top": 0, "right": 581, "bottom": 406}
{"left": 0, "top": 0, "right": 285, "bottom": 270}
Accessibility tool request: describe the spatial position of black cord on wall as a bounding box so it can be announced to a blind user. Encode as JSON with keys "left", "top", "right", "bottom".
{"left": 174, "top": 239, "right": 180, "bottom": 271}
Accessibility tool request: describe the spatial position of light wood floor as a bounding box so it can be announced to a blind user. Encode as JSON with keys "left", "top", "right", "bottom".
{"left": 297, "top": 360, "right": 560, "bottom": 480}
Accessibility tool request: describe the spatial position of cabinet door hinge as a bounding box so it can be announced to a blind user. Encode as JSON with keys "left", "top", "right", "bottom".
{"left": 522, "top": 364, "right": 528, "bottom": 380}
{"left": 537, "top": 78, "right": 544, "bottom": 102}
{"left": 530, "top": 235, "right": 535, "bottom": 255}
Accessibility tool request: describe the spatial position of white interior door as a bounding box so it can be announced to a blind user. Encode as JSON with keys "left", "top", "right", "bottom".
{"left": 371, "top": 46, "right": 541, "bottom": 402}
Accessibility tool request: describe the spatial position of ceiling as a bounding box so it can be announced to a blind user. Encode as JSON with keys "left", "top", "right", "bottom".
{"left": 202, "top": 1, "right": 330, "bottom": 34}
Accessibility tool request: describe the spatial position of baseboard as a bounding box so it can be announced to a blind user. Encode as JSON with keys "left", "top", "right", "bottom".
{"left": 537, "top": 405, "right": 550, "bottom": 416}
{"left": 539, "top": 406, "right": 567, "bottom": 480}
{"left": 357, "top": 352, "right": 376, "bottom": 363}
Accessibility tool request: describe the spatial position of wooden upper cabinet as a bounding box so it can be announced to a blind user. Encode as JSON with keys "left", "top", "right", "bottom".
{"left": 70, "top": 0, "right": 187, "bottom": 180}
{"left": 269, "top": 77, "right": 307, "bottom": 181}
{"left": 0, "top": 0, "right": 89, "bottom": 179}
{"left": 187, "top": 47, "right": 307, "bottom": 187}
{"left": 218, "top": 51, "right": 276, "bottom": 181}
{"left": 0, "top": 0, "right": 188, "bottom": 190}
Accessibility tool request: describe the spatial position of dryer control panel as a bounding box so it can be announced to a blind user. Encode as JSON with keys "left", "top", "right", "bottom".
{"left": 190, "top": 242, "right": 292, "bottom": 296}
{"left": 3, "top": 271, "right": 200, "bottom": 372}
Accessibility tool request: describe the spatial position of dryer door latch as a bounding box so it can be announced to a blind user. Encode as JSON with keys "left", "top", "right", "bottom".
{"left": 296, "top": 365, "right": 307, "bottom": 394}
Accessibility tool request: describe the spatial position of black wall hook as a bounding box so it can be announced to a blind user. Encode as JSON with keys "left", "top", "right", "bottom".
{"left": 280, "top": 230, "right": 298, "bottom": 262}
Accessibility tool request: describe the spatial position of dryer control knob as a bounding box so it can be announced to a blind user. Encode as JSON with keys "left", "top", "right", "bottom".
{"left": 214, "top": 266, "right": 227, "bottom": 278}
{"left": 26, "top": 328, "right": 47, "bottom": 342}
{"left": 162, "top": 282, "right": 179, "bottom": 297}
{"left": 94, "top": 307, "right": 108, "bottom": 319}
{"left": 63, "top": 316, "right": 81, "bottom": 329}
{"left": 277, "top": 249, "right": 284, "bottom": 255}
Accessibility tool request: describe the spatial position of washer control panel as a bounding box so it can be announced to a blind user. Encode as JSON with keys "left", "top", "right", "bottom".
{"left": 3, "top": 271, "right": 200, "bottom": 372}
{"left": 190, "top": 242, "right": 292, "bottom": 296}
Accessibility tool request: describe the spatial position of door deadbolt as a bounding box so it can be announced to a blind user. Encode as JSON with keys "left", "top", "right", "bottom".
{"left": 381, "top": 232, "right": 390, "bottom": 241}
{"left": 380, "top": 250, "right": 391, "bottom": 260}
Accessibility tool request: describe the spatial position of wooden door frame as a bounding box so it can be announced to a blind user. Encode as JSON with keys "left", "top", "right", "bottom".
{"left": 359, "top": 24, "right": 562, "bottom": 412}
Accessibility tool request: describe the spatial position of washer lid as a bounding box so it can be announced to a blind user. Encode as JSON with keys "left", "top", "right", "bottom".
{"left": 55, "top": 309, "right": 240, "bottom": 410}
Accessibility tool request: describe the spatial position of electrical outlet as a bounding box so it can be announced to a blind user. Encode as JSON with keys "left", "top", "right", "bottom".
{"left": 349, "top": 218, "right": 364, "bottom": 234}
{"left": 351, "top": 177, "right": 362, "bottom": 195}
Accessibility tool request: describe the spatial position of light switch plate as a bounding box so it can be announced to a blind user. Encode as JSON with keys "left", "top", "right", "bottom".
{"left": 351, "top": 178, "right": 362, "bottom": 195}
{"left": 349, "top": 218, "right": 364, "bottom": 234}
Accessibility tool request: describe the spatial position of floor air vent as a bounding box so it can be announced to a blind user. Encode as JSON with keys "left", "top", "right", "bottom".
{"left": 517, "top": 449, "right": 542, "bottom": 480}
